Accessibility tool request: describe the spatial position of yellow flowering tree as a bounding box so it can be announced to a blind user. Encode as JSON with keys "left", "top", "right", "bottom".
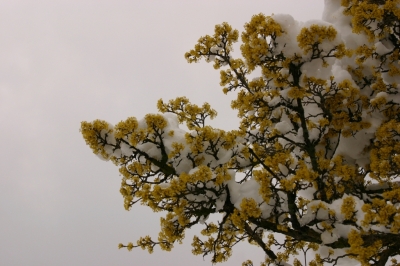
{"left": 81, "top": 1, "right": 400, "bottom": 265}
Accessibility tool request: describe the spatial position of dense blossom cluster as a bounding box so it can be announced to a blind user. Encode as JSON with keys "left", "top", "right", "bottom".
{"left": 81, "top": 0, "right": 400, "bottom": 265}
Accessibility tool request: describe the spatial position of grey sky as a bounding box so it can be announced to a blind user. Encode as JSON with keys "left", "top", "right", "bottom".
{"left": 1, "top": 1, "right": 324, "bottom": 265}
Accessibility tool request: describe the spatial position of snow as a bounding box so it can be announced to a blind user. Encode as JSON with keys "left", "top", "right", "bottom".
{"left": 275, "top": 121, "right": 292, "bottom": 135}
{"left": 321, "top": 230, "right": 339, "bottom": 244}
{"left": 375, "top": 41, "right": 391, "bottom": 55}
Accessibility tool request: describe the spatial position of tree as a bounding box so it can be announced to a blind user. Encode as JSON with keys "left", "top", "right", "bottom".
{"left": 80, "top": 1, "right": 400, "bottom": 265}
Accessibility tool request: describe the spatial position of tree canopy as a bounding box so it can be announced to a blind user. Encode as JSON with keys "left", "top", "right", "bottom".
{"left": 80, "top": 1, "right": 400, "bottom": 265}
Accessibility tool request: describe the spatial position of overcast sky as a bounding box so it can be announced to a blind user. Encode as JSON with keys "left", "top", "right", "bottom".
{"left": 1, "top": 1, "right": 324, "bottom": 265}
